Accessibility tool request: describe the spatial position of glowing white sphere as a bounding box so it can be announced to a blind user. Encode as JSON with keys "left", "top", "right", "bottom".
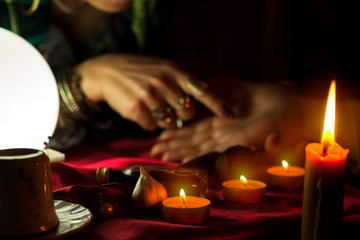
{"left": 0, "top": 27, "right": 59, "bottom": 150}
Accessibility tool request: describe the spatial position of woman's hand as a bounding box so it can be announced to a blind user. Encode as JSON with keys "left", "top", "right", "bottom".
{"left": 75, "top": 54, "right": 234, "bottom": 130}
{"left": 150, "top": 78, "right": 323, "bottom": 164}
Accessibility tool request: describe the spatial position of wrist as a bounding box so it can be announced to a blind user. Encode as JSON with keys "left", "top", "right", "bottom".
{"left": 56, "top": 68, "right": 110, "bottom": 125}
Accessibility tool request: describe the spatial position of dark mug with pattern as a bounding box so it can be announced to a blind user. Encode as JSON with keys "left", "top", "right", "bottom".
{"left": 0, "top": 148, "right": 59, "bottom": 238}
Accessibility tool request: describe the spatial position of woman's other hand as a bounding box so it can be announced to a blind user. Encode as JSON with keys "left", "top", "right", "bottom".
{"left": 150, "top": 78, "right": 323, "bottom": 164}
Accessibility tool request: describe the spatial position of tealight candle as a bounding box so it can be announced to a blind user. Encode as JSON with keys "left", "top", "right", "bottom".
{"left": 162, "top": 189, "right": 211, "bottom": 224}
{"left": 266, "top": 160, "right": 305, "bottom": 189}
{"left": 222, "top": 175, "right": 266, "bottom": 204}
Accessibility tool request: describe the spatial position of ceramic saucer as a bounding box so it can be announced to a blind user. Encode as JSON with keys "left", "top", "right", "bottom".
{"left": 26, "top": 200, "right": 93, "bottom": 240}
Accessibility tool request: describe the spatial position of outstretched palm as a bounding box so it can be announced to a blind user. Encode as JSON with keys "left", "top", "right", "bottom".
{"left": 150, "top": 78, "right": 322, "bottom": 164}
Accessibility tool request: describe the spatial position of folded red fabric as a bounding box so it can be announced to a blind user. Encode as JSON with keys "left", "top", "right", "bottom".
{"left": 51, "top": 139, "right": 360, "bottom": 240}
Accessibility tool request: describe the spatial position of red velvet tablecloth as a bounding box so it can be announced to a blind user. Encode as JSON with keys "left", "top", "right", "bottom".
{"left": 51, "top": 138, "right": 360, "bottom": 240}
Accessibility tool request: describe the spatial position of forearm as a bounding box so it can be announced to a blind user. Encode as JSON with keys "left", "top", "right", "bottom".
{"left": 51, "top": 68, "right": 112, "bottom": 150}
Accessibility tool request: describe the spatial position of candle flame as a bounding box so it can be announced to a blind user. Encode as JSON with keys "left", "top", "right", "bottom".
{"left": 281, "top": 160, "right": 289, "bottom": 172}
{"left": 180, "top": 188, "right": 186, "bottom": 206}
{"left": 240, "top": 175, "right": 247, "bottom": 187}
{"left": 321, "top": 80, "right": 336, "bottom": 147}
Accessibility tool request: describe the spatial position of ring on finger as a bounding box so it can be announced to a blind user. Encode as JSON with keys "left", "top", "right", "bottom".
{"left": 186, "top": 77, "right": 208, "bottom": 96}
{"left": 174, "top": 94, "right": 192, "bottom": 111}
{"left": 151, "top": 103, "right": 176, "bottom": 124}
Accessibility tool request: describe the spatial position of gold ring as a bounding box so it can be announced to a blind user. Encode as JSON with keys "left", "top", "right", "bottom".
{"left": 151, "top": 103, "right": 176, "bottom": 124}
{"left": 174, "top": 94, "right": 191, "bottom": 111}
{"left": 186, "top": 77, "right": 208, "bottom": 96}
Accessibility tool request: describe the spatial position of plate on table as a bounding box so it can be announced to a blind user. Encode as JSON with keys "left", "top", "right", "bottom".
{"left": 26, "top": 200, "right": 93, "bottom": 240}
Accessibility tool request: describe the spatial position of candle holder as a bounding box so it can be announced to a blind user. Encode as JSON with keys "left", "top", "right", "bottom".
{"left": 266, "top": 160, "right": 305, "bottom": 190}
{"left": 162, "top": 189, "right": 211, "bottom": 225}
{"left": 222, "top": 176, "right": 266, "bottom": 204}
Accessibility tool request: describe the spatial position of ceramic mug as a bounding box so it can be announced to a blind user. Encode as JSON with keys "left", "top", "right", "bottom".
{"left": 0, "top": 148, "right": 59, "bottom": 238}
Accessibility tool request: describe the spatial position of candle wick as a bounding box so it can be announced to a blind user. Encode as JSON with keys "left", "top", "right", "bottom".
{"left": 322, "top": 144, "right": 329, "bottom": 156}
{"left": 182, "top": 198, "right": 185, "bottom": 206}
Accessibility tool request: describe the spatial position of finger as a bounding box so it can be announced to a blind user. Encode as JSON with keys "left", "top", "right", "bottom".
{"left": 161, "top": 151, "right": 185, "bottom": 163}
{"left": 151, "top": 131, "right": 200, "bottom": 158}
{"left": 152, "top": 117, "right": 217, "bottom": 157}
{"left": 177, "top": 139, "right": 220, "bottom": 164}
{"left": 152, "top": 136, "right": 195, "bottom": 157}
{"left": 198, "top": 139, "right": 220, "bottom": 154}
{"left": 152, "top": 128, "right": 216, "bottom": 162}
{"left": 157, "top": 127, "right": 194, "bottom": 140}
{"left": 159, "top": 118, "right": 211, "bottom": 140}
{"left": 149, "top": 141, "right": 170, "bottom": 158}
{"left": 162, "top": 147, "right": 199, "bottom": 163}
{"left": 156, "top": 116, "right": 213, "bottom": 141}
{"left": 114, "top": 99, "right": 158, "bottom": 131}
{"left": 121, "top": 74, "right": 179, "bottom": 129}
{"left": 179, "top": 75, "right": 235, "bottom": 119}
{"left": 150, "top": 102, "right": 178, "bottom": 129}
{"left": 144, "top": 71, "right": 196, "bottom": 122}
{"left": 172, "top": 94, "right": 196, "bottom": 121}
{"left": 157, "top": 129, "right": 177, "bottom": 141}
{"left": 151, "top": 63, "right": 230, "bottom": 120}
{"left": 103, "top": 81, "right": 159, "bottom": 131}
{"left": 151, "top": 117, "right": 219, "bottom": 159}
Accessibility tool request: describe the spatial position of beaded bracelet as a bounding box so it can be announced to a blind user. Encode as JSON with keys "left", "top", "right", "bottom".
{"left": 57, "top": 70, "right": 81, "bottom": 120}
{"left": 56, "top": 68, "right": 109, "bottom": 126}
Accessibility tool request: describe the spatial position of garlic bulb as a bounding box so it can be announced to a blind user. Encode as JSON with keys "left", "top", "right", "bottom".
{"left": 132, "top": 166, "right": 168, "bottom": 209}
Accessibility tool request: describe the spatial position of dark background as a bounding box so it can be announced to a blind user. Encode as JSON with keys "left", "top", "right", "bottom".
{"left": 148, "top": 0, "right": 360, "bottom": 100}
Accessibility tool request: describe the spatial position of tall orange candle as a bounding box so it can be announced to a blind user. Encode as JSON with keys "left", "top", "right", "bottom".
{"left": 301, "top": 81, "right": 349, "bottom": 240}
